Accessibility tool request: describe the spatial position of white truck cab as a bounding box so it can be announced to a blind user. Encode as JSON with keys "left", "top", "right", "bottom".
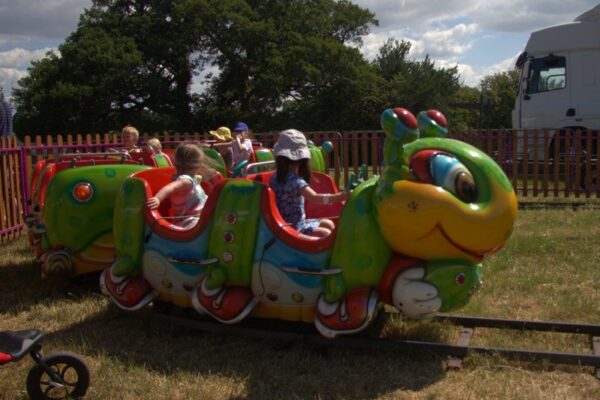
{"left": 512, "top": 5, "right": 600, "bottom": 159}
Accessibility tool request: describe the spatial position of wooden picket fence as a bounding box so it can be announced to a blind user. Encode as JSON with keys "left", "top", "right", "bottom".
{"left": 1, "top": 128, "right": 599, "bottom": 242}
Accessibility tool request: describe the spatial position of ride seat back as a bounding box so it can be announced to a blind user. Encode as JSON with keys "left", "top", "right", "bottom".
{"left": 249, "top": 170, "right": 343, "bottom": 221}
{"left": 205, "top": 180, "right": 263, "bottom": 286}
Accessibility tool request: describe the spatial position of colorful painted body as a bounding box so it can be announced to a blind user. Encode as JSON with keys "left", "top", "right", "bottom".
{"left": 101, "top": 108, "right": 517, "bottom": 338}
{"left": 27, "top": 151, "right": 170, "bottom": 278}
{"left": 30, "top": 144, "right": 327, "bottom": 279}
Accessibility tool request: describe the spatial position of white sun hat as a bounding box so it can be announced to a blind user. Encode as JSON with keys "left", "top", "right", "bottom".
{"left": 273, "top": 129, "right": 311, "bottom": 160}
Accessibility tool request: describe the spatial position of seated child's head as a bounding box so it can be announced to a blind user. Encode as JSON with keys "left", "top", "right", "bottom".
{"left": 146, "top": 138, "right": 162, "bottom": 153}
{"left": 273, "top": 129, "right": 312, "bottom": 182}
{"left": 232, "top": 122, "right": 251, "bottom": 139}
{"left": 121, "top": 125, "right": 140, "bottom": 150}
{"left": 174, "top": 142, "right": 213, "bottom": 177}
{"left": 209, "top": 126, "right": 232, "bottom": 142}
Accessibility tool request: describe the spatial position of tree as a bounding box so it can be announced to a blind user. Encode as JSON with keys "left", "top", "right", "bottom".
{"left": 192, "top": 0, "right": 379, "bottom": 130}
{"left": 13, "top": 0, "right": 380, "bottom": 135}
{"left": 444, "top": 85, "right": 480, "bottom": 132}
{"left": 14, "top": 0, "right": 203, "bottom": 135}
{"left": 479, "top": 69, "right": 520, "bottom": 129}
{"left": 371, "top": 38, "right": 461, "bottom": 120}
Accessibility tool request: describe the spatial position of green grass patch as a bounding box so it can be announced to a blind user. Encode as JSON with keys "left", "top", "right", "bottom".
{"left": 1, "top": 210, "right": 600, "bottom": 399}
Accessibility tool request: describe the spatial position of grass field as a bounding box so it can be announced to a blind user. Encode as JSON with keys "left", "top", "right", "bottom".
{"left": 1, "top": 210, "right": 600, "bottom": 399}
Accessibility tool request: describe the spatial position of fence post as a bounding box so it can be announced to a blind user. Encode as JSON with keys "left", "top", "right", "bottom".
{"left": 333, "top": 132, "right": 341, "bottom": 188}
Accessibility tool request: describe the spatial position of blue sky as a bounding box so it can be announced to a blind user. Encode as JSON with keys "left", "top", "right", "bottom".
{"left": 1, "top": 0, "right": 599, "bottom": 100}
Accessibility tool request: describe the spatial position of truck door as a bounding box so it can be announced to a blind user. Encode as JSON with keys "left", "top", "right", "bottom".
{"left": 569, "top": 51, "right": 600, "bottom": 120}
{"left": 520, "top": 54, "right": 571, "bottom": 130}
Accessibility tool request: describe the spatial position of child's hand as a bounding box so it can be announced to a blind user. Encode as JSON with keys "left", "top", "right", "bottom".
{"left": 146, "top": 197, "right": 160, "bottom": 209}
{"left": 342, "top": 190, "right": 351, "bottom": 201}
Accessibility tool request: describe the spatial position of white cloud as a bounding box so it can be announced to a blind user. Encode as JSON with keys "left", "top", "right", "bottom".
{"left": 354, "top": 0, "right": 599, "bottom": 33}
{"left": 0, "top": 48, "right": 55, "bottom": 69}
{"left": 354, "top": 0, "right": 478, "bottom": 30}
{"left": 0, "top": 47, "right": 57, "bottom": 98}
{"left": 410, "top": 23, "right": 478, "bottom": 58}
{"left": 0, "top": 67, "right": 27, "bottom": 97}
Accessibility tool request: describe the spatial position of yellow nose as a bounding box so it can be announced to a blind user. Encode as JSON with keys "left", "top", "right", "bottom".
{"left": 377, "top": 180, "right": 517, "bottom": 262}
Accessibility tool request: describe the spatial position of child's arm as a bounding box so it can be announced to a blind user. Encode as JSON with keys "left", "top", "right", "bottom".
{"left": 300, "top": 186, "right": 350, "bottom": 204}
{"left": 231, "top": 135, "right": 243, "bottom": 153}
{"left": 146, "top": 179, "right": 193, "bottom": 209}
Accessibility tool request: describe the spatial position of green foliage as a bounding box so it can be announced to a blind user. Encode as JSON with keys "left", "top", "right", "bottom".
{"left": 445, "top": 86, "right": 480, "bottom": 132}
{"left": 193, "top": 0, "right": 379, "bottom": 130}
{"left": 12, "top": 0, "right": 481, "bottom": 135}
{"left": 479, "top": 69, "right": 520, "bottom": 129}
{"left": 371, "top": 39, "right": 462, "bottom": 123}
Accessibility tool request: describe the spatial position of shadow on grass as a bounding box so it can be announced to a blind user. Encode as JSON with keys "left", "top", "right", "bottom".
{"left": 0, "top": 257, "right": 100, "bottom": 315}
{"left": 46, "top": 306, "right": 447, "bottom": 399}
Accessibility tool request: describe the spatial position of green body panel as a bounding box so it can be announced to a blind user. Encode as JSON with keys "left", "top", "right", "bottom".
{"left": 153, "top": 154, "right": 171, "bottom": 167}
{"left": 44, "top": 164, "right": 148, "bottom": 254}
{"left": 424, "top": 260, "right": 482, "bottom": 312}
{"left": 325, "top": 176, "right": 392, "bottom": 302}
{"left": 202, "top": 147, "right": 227, "bottom": 176}
{"left": 112, "top": 177, "right": 147, "bottom": 276}
{"left": 254, "top": 148, "right": 275, "bottom": 172}
{"left": 309, "top": 144, "right": 325, "bottom": 172}
{"left": 206, "top": 180, "right": 263, "bottom": 288}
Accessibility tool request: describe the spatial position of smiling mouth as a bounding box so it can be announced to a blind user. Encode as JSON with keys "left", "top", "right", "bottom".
{"left": 419, "top": 224, "right": 488, "bottom": 261}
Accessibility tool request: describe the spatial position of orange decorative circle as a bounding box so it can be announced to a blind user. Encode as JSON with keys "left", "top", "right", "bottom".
{"left": 72, "top": 182, "right": 94, "bottom": 202}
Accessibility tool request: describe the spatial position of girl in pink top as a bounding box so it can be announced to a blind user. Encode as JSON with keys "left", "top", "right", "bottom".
{"left": 146, "top": 143, "right": 213, "bottom": 228}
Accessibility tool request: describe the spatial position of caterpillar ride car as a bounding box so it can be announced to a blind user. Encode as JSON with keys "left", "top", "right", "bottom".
{"left": 100, "top": 107, "right": 517, "bottom": 338}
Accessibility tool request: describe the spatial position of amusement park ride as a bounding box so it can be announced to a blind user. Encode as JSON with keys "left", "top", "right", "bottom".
{"left": 21, "top": 108, "right": 600, "bottom": 377}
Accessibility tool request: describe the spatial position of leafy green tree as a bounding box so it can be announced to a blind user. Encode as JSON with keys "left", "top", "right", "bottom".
{"left": 479, "top": 69, "right": 519, "bottom": 129}
{"left": 14, "top": 0, "right": 202, "bottom": 135}
{"left": 445, "top": 85, "right": 480, "bottom": 132}
{"left": 14, "top": 0, "right": 380, "bottom": 135}
{"left": 371, "top": 38, "right": 461, "bottom": 120}
{"left": 13, "top": 28, "right": 144, "bottom": 135}
{"left": 192, "top": 0, "right": 378, "bottom": 130}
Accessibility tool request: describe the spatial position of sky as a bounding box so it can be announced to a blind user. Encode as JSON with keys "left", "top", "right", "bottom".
{"left": 1, "top": 0, "right": 599, "bottom": 102}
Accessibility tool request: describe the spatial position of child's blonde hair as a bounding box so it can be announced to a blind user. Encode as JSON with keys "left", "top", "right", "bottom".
{"left": 121, "top": 125, "right": 139, "bottom": 141}
{"left": 147, "top": 137, "right": 162, "bottom": 152}
{"left": 173, "top": 142, "right": 216, "bottom": 177}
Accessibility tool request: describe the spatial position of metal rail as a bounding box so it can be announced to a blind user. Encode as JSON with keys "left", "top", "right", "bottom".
{"left": 138, "top": 308, "right": 600, "bottom": 375}
{"left": 519, "top": 202, "right": 600, "bottom": 210}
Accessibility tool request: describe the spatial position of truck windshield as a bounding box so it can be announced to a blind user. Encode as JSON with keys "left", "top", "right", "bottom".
{"left": 527, "top": 56, "right": 566, "bottom": 94}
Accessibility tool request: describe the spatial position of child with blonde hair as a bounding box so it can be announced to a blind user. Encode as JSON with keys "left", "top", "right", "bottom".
{"left": 145, "top": 137, "right": 172, "bottom": 165}
{"left": 146, "top": 137, "right": 162, "bottom": 153}
{"left": 121, "top": 125, "right": 140, "bottom": 153}
{"left": 146, "top": 143, "right": 214, "bottom": 227}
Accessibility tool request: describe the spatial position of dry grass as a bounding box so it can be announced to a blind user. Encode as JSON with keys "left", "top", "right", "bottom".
{"left": 1, "top": 210, "right": 600, "bottom": 399}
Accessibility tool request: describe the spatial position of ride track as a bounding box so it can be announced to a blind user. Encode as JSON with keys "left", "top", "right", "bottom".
{"left": 135, "top": 305, "right": 600, "bottom": 379}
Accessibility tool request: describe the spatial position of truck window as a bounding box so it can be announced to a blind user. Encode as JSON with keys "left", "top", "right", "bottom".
{"left": 527, "top": 56, "right": 566, "bottom": 94}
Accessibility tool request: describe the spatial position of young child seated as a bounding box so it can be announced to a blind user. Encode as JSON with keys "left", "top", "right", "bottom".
{"left": 145, "top": 137, "right": 172, "bottom": 165}
{"left": 231, "top": 122, "right": 253, "bottom": 168}
{"left": 121, "top": 125, "right": 141, "bottom": 153}
{"left": 146, "top": 143, "right": 214, "bottom": 228}
{"left": 209, "top": 126, "right": 233, "bottom": 167}
{"left": 270, "top": 129, "right": 349, "bottom": 238}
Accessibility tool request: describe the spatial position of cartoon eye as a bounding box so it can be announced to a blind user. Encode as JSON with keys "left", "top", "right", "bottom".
{"left": 429, "top": 154, "right": 477, "bottom": 203}
{"left": 72, "top": 182, "right": 94, "bottom": 202}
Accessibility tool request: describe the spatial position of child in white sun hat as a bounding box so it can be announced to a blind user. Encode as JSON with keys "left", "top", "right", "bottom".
{"left": 269, "top": 129, "right": 349, "bottom": 238}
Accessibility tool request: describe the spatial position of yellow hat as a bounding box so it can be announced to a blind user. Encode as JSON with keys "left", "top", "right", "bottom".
{"left": 209, "top": 126, "right": 232, "bottom": 141}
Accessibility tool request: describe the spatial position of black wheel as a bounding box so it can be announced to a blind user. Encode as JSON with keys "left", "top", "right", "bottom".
{"left": 26, "top": 352, "right": 90, "bottom": 400}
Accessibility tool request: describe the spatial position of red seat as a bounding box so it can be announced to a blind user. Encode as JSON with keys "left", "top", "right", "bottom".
{"left": 132, "top": 167, "right": 224, "bottom": 240}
